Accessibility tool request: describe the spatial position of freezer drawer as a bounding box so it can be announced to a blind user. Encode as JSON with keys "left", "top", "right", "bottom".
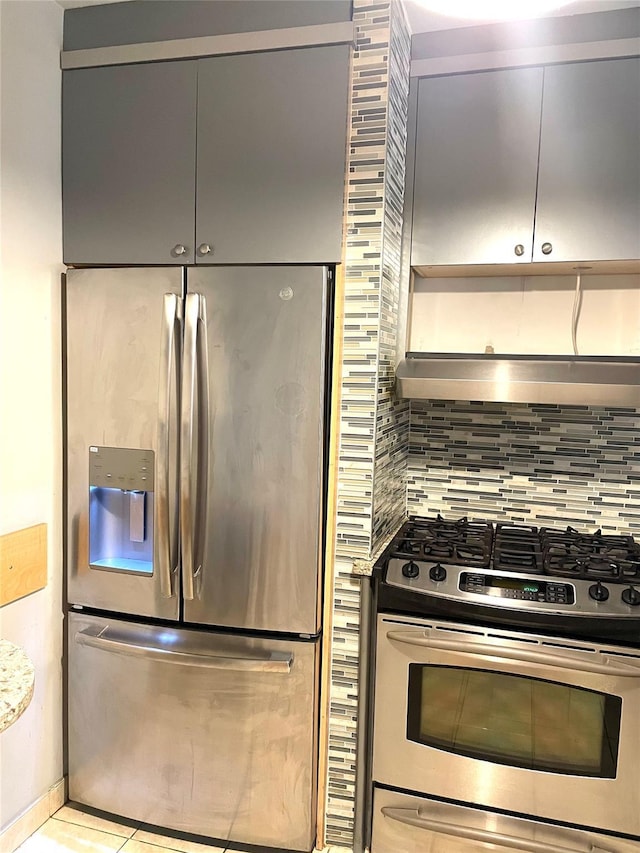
{"left": 371, "top": 788, "right": 640, "bottom": 853}
{"left": 68, "top": 613, "right": 319, "bottom": 852}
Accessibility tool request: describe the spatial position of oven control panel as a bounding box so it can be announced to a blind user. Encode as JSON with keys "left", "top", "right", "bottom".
{"left": 384, "top": 558, "right": 640, "bottom": 618}
{"left": 460, "top": 572, "right": 575, "bottom": 605}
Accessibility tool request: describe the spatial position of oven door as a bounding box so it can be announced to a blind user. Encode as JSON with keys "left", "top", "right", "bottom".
{"left": 371, "top": 788, "right": 640, "bottom": 853}
{"left": 374, "top": 614, "right": 640, "bottom": 837}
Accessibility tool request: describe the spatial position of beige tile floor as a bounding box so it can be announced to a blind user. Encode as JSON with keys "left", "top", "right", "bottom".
{"left": 15, "top": 804, "right": 350, "bottom": 853}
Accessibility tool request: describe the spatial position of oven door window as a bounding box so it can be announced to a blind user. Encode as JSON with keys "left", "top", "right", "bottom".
{"left": 407, "top": 665, "right": 621, "bottom": 777}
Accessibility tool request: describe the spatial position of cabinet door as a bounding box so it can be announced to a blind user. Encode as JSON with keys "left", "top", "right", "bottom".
{"left": 63, "top": 62, "right": 197, "bottom": 264}
{"left": 411, "top": 68, "right": 543, "bottom": 267}
{"left": 195, "top": 45, "right": 349, "bottom": 264}
{"left": 534, "top": 58, "right": 640, "bottom": 263}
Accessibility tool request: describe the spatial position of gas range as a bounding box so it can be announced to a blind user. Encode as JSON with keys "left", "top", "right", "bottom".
{"left": 375, "top": 515, "right": 640, "bottom": 644}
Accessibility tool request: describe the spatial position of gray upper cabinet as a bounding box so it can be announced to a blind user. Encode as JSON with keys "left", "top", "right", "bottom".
{"left": 195, "top": 45, "right": 349, "bottom": 264}
{"left": 410, "top": 57, "right": 640, "bottom": 269}
{"left": 411, "top": 67, "right": 544, "bottom": 267}
{"left": 533, "top": 58, "right": 640, "bottom": 263}
{"left": 63, "top": 62, "right": 198, "bottom": 265}
{"left": 63, "top": 45, "right": 349, "bottom": 266}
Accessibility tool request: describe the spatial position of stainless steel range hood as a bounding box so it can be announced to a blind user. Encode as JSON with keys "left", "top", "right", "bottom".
{"left": 396, "top": 353, "right": 640, "bottom": 407}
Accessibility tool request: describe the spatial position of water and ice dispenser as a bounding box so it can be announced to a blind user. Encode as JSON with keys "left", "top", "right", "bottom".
{"left": 88, "top": 446, "right": 154, "bottom": 575}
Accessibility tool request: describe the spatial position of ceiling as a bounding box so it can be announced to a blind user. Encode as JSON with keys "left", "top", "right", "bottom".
{"left": 404, "top": 0, "right": 640, "bottom": 32}
{"left": 56, "top": 0, "right": 640, "bottom": 34}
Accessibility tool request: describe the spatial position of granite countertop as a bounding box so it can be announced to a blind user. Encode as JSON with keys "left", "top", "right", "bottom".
{"left": 351, "top": 525, "right": 403, "bottom": 576}
{"left": 0, "top": 640, "right": 35, "bottom": 733}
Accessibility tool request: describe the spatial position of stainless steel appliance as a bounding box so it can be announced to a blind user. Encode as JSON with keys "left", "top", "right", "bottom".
{"left": 371, "top": 789, "right": 640, "bottom": 853}
{"left": 371, "top": 516, "right": 640, "bottom": 852}
{"left": 396, "top": 353, "right": 640, "bottom": 408}
{"left": 65, "top": 266, "right": 331, "bottom": 852}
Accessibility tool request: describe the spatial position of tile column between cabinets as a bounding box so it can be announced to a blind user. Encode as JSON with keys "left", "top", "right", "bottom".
{"left": 323, "top": 0, "right": 411, "bottom": 846}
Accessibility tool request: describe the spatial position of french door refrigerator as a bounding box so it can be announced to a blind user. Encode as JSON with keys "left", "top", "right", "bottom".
{"left": 64, "top": 266, "right": 331, "bottom": 852}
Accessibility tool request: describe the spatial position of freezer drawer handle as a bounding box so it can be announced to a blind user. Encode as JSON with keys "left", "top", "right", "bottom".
{"left": 157, "top": 293, "right": 181, "bottom": 598}
{"left": 386, "top": 630, "right": 640, "bottom": 678}
{"left": 74, "top": 629, "right": 293, "bottom": 673}
{"left": 381, "top": 808, "right": 612, "bottom": 853}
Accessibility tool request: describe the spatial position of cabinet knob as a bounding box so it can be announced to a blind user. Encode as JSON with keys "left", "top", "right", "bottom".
{"left": 197, "top": 243, "right": 212, "bottom": 256}
{"left": 514, "top": 244, "right": 525, "bottom": 257}
{"left": 541, "top": 242, "right": 553, "bottom": 255}
{"left": 172, "top": 244, "right": 187, "bottom": 256}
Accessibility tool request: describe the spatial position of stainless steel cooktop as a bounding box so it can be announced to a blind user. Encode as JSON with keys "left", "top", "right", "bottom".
{"left": 380, "top": 515, "right": 640, "bottom": 621}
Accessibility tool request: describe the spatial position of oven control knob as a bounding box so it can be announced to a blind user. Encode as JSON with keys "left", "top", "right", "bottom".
{"left": 588, "top": 581, "right": 609, "bottom": 602}
{"left": 622, "top": 586, "right": 640, "bottom": 607}
{"left": 429, "top": 564, "right": 447, "bottom": 583}
{"left": 401, "top": 561, "right": 420, "bottom": 579}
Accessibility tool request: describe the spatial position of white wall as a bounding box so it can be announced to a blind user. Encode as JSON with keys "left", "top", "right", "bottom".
{"left": 0, "top": 0, "right": 64, "bottom": 831}
{"left": 410, "top": 273, "right": 640, "bottom": 355}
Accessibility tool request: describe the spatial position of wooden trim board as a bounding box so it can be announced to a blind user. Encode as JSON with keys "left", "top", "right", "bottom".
{"left": 0, "top": 524, "right": 47, "bottom": 607}
{"left": 315, "top": 261, "right": 346, "bottom": 851}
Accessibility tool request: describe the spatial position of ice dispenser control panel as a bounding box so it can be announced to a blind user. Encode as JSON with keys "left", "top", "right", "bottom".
{"left": 89, "top": 447, "right": 155, "bottom": 576}
{"left": 89, "top": 446, "right": 154, "bottom": 491}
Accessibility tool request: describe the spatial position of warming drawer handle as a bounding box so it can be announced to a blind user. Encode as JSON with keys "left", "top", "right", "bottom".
{"left": 386, "top": 630, "right": 640, "bottom": 678}
{"left": 180, "top": 292, "right": 200, "bottom": 601}
{"left": 74, "top": 629, "right": 293, "bottom": 673}
{"left": 381, "top": 807, "right": 612, "bottom": 853}
{"left": 157, "top": 293, "right": 181, "bottom": 598}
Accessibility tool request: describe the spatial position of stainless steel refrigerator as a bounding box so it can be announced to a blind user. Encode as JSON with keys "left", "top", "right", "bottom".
{"left": 64, "top": 266, "right": 331, "bottom": 852}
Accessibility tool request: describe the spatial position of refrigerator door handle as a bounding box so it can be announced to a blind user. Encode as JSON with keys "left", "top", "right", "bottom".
{"left": 180, "top": 292, "right": 200, "bottom": 600}
{"left": 194, "top": 293, "right": 209, "bottom": 595}
{"left": 157, "top": 292, "right": 181, "bottom": 598}
{"left": 75, "top": 628, "right": 293, "bottom": 673}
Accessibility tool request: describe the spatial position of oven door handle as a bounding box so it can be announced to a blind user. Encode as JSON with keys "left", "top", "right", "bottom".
{"left": 386, "top": 630, "right": 640, "bottom": 677}
{"left": 381, "top": 807, "right": 612, "bottom": 853}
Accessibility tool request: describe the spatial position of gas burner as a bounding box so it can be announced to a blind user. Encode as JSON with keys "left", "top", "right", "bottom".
{"left": 390, "top": 515, "right": 493, "bottom": 567}
{"left": 541, "top": 526, "right": 640, "bottom": 583}
{"left": 396, "top": 539, "right": 424, "bottom": 557}
{"left": 550, "top": 557, "right": 623, "bottom": 578}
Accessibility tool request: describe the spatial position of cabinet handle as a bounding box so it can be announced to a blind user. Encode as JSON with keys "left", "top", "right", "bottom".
{"left": 197, "top": 243, "right": 212, "bottom": 256}
{"left": 172, "top": 244, "right": 187, "bottom": 256}
{"left": 514, "top": 244, "right": 525, "bottom": 257}
{"left": 541, "top": 242, "right": 553, "bottom": 255}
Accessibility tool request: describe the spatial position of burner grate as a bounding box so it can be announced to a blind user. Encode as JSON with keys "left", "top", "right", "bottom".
{"left": 541, "top": 526, "right": 640, "bottom": 582}
{"left": 493, "top": 524, "right": 543, "bottom": 574}
{"left": 391, "top": 515, "right": 493, "bottom": 567}
{"left": 386, "top": 518, "right": 640, "bottom": 583}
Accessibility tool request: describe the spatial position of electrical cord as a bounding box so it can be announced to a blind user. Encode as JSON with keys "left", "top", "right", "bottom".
{"left": 571, "top": 273, "right": 582, "bottom": 356}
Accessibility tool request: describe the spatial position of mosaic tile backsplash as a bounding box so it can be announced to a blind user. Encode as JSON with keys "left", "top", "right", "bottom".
{"left": 327, "top": 0, "right": 410, "bottom": 847}
{"left": 408, "top": 400, "right": 640, "bottom": 533}
{"left": 371, "top": 0, "right": 411, "bottom": 556}
{"left": 335, "top": 0, "right": 410, "bottom": 561}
